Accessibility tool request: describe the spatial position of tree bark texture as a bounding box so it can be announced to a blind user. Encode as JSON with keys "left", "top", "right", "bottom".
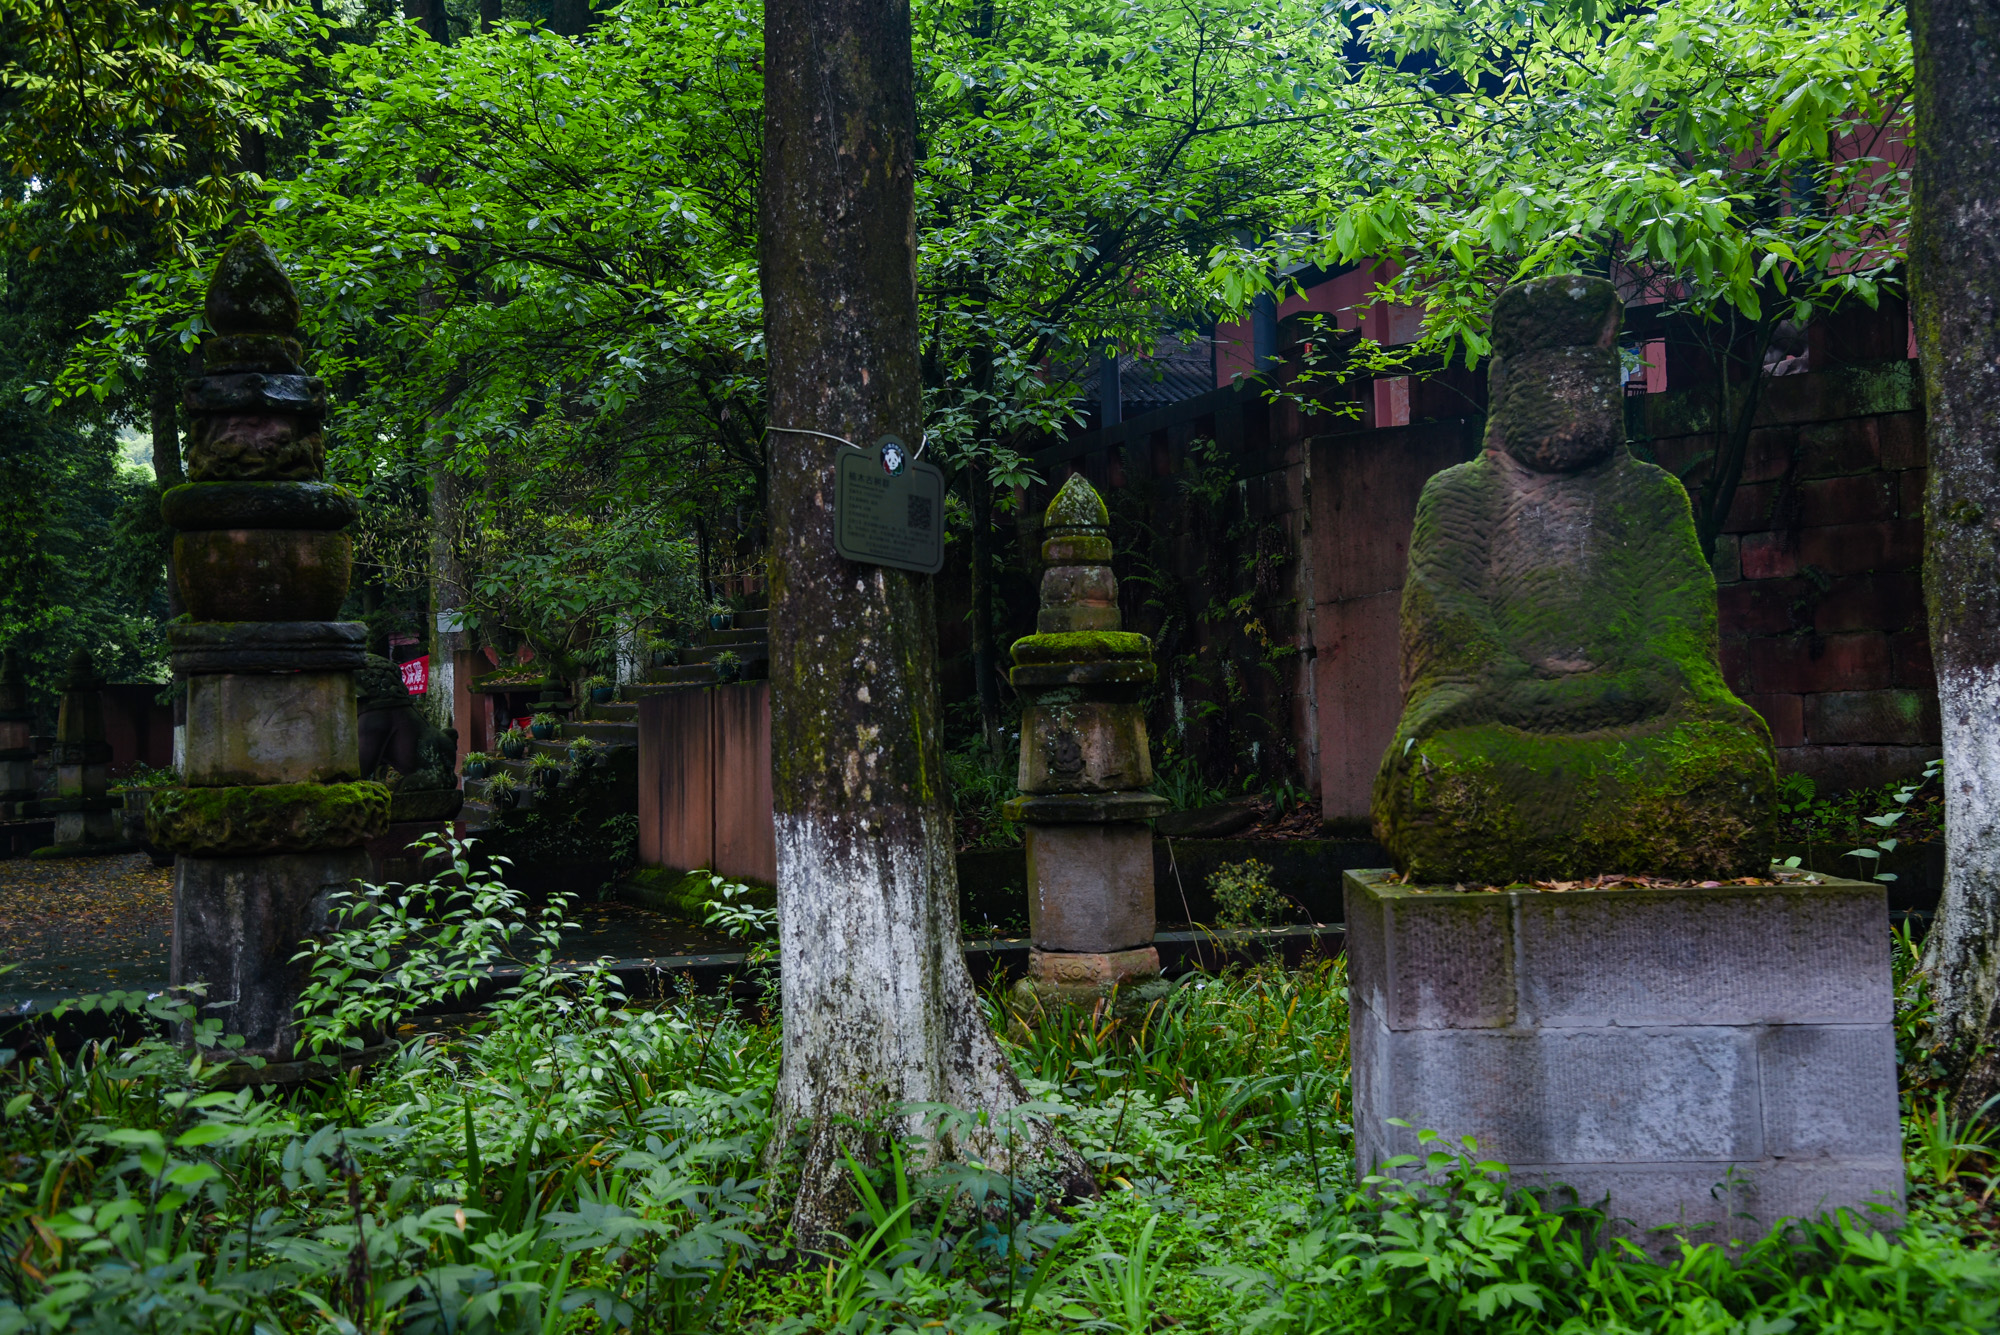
{"left": 1910, "top": 0, "right": 2000, "bottom": 1104}
{"left": 760, "top": 0, "right": 1079, "bottom": 1245}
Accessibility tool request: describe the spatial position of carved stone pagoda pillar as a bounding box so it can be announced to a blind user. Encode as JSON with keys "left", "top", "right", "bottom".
{"left": 36, "top": 650, "right": 127, "bottom": 856}
{"left": 0, "top": 650, "right": 36, "bottom": 812}
{"left": 147, "top": 232, "right": 388, "bottom": 1067}
{"left": 1003, "top": 476, "right": 1168, "bottom": 1004}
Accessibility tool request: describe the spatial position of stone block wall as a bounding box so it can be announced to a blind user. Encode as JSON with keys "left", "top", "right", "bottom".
{"left": 1638, "top": 361, "right": 1936, "bottom": 791}
{"left": 1345, "top": 869, "right": 1904, "bottom": 1245}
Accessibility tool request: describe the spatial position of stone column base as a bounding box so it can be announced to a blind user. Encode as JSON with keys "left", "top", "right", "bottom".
{"left": 1010, "top": 945, "right": 1172, "bottom": 1015}
{"left": 173, "top": 848, "right": 369, "bottom": 1062}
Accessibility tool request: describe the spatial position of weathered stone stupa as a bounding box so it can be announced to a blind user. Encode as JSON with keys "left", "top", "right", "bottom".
{"left": 147, "top": 232, "right": 388, "bottom": 1066}
{"left": 1372, "top": 275, "right": 1776, "bottom": 883}
{"left": 1003, "top": 476, "right": 1168, "bottom": 1002}
{"left": 37, "top": 649, "right": 128, "bottom": 856}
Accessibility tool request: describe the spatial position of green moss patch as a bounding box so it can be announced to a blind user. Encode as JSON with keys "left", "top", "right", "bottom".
{"left": 1010, "top": 631, "right": 1152, "bottom": 665}
{"left": 615, "top": 866, "right": 775, "bottom": 923}
{"left": 148, "top": 780, "right": 391, "bottom": 856}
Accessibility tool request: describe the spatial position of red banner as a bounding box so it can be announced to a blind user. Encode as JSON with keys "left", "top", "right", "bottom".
{"left": 400, "top": 655, "right": 430, "bottom": 696}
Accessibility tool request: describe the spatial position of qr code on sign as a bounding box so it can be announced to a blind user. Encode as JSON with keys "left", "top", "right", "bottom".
{"left": 907, "top": 494, "right": 933, "bottom": 531}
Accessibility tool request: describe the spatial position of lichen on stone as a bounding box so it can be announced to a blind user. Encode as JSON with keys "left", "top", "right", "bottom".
{"left": 1043, "top": 472, "right": 1109, "bottom": 534}
{"left": 204, "top": 232, "right": 302, "bottom": 337}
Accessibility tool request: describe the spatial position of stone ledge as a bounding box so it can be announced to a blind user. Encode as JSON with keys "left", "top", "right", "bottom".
{"left": 1345, "top": 868, "right": 1889, "bottom": 1030}
{"left": 169, "top": 621, "right": 367, "bottom": 676}
{"left": 163, "top": 481, "right": 359, "bottom": 532}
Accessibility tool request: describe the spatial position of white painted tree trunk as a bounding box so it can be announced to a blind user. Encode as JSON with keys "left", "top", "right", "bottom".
{"left": 1909, "top": 0, "right": 2000, "bottom": 1108}
{"left": 771, "top": 806, "right": 1075, "bottom": 1244}
{"left": 759, "top": 0, "right": 1086, "bottom": 1243}
{"left": 1924, "top": 666, "right": 2000, "bottom": 1054}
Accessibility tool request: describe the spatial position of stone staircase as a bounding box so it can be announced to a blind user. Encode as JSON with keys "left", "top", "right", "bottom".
{"left": 461, "top": 611, "right": 767, "bottom": 828}
{"left": 624, "top": 610, "right": 769, "bottom": 699}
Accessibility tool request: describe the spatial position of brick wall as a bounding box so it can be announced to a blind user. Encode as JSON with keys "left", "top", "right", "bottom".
{"left": 1638, "top": 361, "right": 1938, "bottom": 790}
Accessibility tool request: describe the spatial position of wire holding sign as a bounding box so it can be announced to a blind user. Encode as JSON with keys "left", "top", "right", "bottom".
{"left": 834, "top": 449, "right": 946, "bottom": 574}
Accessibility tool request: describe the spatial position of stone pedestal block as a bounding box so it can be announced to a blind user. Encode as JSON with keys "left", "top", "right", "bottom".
{"left": 0, "top": 755, "right": 33, "bottom": 799}
{"left": 365, "top": 818, "right": 454, "bottom": 885}
{"left": 1345, "top": 869, "right": 1904, "bottom": 1246}
{"left": 52, "top": 804, "right": 120, "bottom": 848}
{"left": 173, "top": 849, "right": 368, "bottom": 1061}
{"left": 1018, "top": 701, "right": 1154, "bottom": 793}
{"left": 175, "top": 528, "right": 352, "bottom": 621}
{"left": 185, "top": 672, "right": 360, "bottom": 785}
{"left": 1026, "top": 822, "right": 1155, "bottom": 953}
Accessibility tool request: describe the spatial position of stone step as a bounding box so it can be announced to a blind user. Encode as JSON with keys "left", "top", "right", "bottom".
{"left": 702, "top": 627, "right": 768, "bottom": 649}
{"left": 642, "top": 663, "right": 719, "bottom": 685}
{"left": 678, "top": 642, "right": 769, "bottom": 666}
{"left": 555, "top": 722, "right": 638, "bottom": 746}
{"left": 624, "top": 678, "right": 711, "bottom": 698}
{"left": 590, "top": 702, "right": 638, "bottom": 722}
{"left": 733, "top": 609, "right": 769, "bottom": 629}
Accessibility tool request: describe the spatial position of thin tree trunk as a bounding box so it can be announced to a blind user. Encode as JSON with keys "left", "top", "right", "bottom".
{"left": 969, "top": 340, "right": 1002, "bottom": 756}
{"left": 760, "top": 0, "right": 1084, "bottom": 1246}
{"left": 403, "top": 0, "right": 449, "bottom": 42}
{"left": 151, "top": 351, "right": 188, "bottom": 767}
{"left": 1911, "top": 0, "right": 2000, "bottom": 1110}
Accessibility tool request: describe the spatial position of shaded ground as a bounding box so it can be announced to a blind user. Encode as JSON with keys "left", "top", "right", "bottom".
{"left": 0, "top": 852, "right": 172, "bottom": 1011}
{"left": 0, "top": 852, "right": 730, "bottom": 1013}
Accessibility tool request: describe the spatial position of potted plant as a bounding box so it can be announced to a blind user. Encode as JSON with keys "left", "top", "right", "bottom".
{"left": 463, "top": 751, "right": 494, "bottom": 779}
{"left": 583, "top": 674, "right": 616, "bottom": 705}
{"left": 713, "top": 649, "right": 743, "bottom": 684}
{"left": 499, "top": 726, "right": 528, "bottom": 759}
{"left": 566, "top": 736, "right": 601, "bottom": 767}
{"left": 708, "top": 605, "right": 734, "bottom": 631}
{"left": 530, "top": 712, "right": 560, "bottom": 740}
{"left": 484, "top": 771, "right": 521, "bottom": 810}
{"left": 527, "top": 751, "right": 564, "bottom": 791}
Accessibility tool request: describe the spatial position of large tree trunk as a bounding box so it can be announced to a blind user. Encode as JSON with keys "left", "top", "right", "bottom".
{"left": 1910, "top": 0, "right": 2000, "bottom": 1110}
{"left": 760, "top": 0, "right": 1083, "bottom": 1246}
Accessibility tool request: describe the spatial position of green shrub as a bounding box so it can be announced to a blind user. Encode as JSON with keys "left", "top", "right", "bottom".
{"left": 1209, "top": 857, "right": 1289, "bottom": 929}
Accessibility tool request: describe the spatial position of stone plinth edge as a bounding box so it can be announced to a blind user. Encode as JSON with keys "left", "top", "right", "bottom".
{"left": 1004, "top": 791, "right": 1170, "bottom": 823}
{"left": 169, "top": 621, "right": 367, "bottom": 675}
{"left": 163, "top": 481, "right": 359, "bottom": 531}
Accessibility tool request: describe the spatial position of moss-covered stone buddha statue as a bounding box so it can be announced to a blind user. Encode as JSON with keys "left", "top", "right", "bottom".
{"left": 1372, "top": 276, "right": 1776, "bottom": 883}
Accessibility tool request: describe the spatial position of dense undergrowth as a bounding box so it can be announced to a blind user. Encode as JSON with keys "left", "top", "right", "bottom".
{"left": 3, "top": 846, "right": 1999, "bottom": 1333}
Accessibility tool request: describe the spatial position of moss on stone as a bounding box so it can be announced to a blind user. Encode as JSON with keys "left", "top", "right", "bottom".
{"left": 1010, "top": 631, "right": 1152, "bottom": 665}
{"left": 148, "top": 780, "right": 391, "bottom": 856}
{"left": 1374, "top": 282, "right": 1776, "bottom": 882}
{"left": 1044, "top": 473, "right": 1109, "bottom": 533}
{"left": 204, "top": 231, "right": 301, "bottom": 337}
{"left": 619, "top": 866, "right": 776, "bottom": 922}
